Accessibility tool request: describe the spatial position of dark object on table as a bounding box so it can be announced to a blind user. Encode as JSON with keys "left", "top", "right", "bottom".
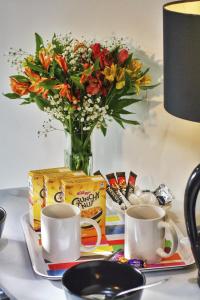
{"left": 0, "top": 208, "right": 6, "bottom": 238}
{"left": 62, "top": 260, "right": 145, "bottom": 300}
{"left": 0, "top": 288, "right": 10, "bottom": 300}
{"left": 163, "top": 1, "right": 200, "bottom": 287}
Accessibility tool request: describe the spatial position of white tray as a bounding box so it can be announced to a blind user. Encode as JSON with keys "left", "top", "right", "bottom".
{"left": 21, "top": 213, "right": 195, "bottom": 280}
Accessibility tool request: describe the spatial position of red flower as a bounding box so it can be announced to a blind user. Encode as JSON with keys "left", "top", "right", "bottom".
{"left": 118, "top": 49, "right": 129, "bottom": 64}
{"left": 86, "top": 72, "right": 108, "bottom": 96}
{"left": 91, "top": 43, "right": 101, "bottom": 59}
{"left": 86, "top": 78, "right": 101, "bottom": 95}
{"left": 86, "top": 75, "right": 102, "bottom": 95}
{"left": 99, "top": 48, "right": 112, "bottom": 68}
{"left": 90, "top": 43, "right": 112, "bottom": 68}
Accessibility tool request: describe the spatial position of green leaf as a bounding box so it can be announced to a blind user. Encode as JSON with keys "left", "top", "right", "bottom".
{"left": 49, "top": 61, "right": 56, "bottom": 77}
{"left": 139, "top": 67, "right": 150, "bottom": 78}
{"left": 100, "top": 125, "right": 107, "bottom": 136}
{"left": 35, "top": 33, "right": 44, "bottom": 54}
{"left": 3, "top": 93, "right": 21, "bottom": 99}
{"left": 113, "top": 116, "right": 125, "bottom": 129}
{"left": 26, "top": 61, "right": 47, "bottom": 74}
{"left": 118, "top": 117, "right": 139, "bottom": 125}
{"left": 140, "top": 83, "right": 160, "bottom": 90}
{"left": 70, "top": 76, "right": 84, "bottom": 90}
{"left": 52, "top": 33, "right": 64, "bottom": 54}
{"left": 34, "top": 96, "right": 48, "bottom": 111}
{"left": 93, "top": 58, "right": 100, "bottom": 71}
{"left": 20, "top": 101, "right": 31, "bottom": 105}
{"left": 114, "top": 115, "right": 139, "bottom": 126}
{"left": 111, "top": 45, "right": 120, "bottom": 58}
{"left": 124, "top": 53, "right": 133, "bottom": 66}
{"left": 111, "top": 98, "right": 141, "bottom": 110}
{"left": 20, "top": 97, "right": 35, "bottom": 105}
{"left": 117, "top": 109, "right": 132, "bottom": 114}
{"left": 39, "top": 79, "right": 58, "bottom": 89}
{"left": 10, "top": 75, "right": 30, "bottom": 83}
{"left": 54, "top": 65, "right": 65, "bottom": 81}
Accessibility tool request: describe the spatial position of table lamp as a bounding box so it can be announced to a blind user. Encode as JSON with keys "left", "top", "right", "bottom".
{"left": 163, "top": 1, "right": 200, "bottom": 285}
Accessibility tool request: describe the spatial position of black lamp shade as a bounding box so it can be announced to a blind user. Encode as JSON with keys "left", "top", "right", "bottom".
{"left": 163, "top": 1, "right": 200, "bottom": 122}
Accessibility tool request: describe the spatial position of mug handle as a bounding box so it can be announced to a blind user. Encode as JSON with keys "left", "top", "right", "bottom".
{"left": 156, "top": 221, "right": 179, "bottom": 258}
{"left": 80, "top": 217, "right": 102, "bottom": 252}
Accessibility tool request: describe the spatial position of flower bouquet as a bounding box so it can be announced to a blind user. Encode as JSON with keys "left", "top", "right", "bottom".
{"left": 4, "top": 33, "right": 156, "bottom": 174}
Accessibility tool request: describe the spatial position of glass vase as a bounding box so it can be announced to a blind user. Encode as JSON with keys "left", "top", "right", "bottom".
{"left": 64, "top": 129, "right": 93, "bottom": 175}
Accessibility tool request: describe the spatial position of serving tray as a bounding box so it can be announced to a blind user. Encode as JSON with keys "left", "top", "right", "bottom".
{"left": 21, "top": 213, "right": 195, "bottom": 280}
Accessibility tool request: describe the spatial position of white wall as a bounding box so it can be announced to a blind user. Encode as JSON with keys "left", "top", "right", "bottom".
{"left": 1, "top": 0, "right": 200, "bottom": 217}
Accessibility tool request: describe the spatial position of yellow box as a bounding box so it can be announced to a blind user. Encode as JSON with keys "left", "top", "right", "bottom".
{"left": 28, "top": 167, "right": 70, "bottom": 231}
{"left": 44, "top": 171, "right": 86, "bottom": 206}
{"left": 62, "top": 175, "right": 107, "bottom": 238}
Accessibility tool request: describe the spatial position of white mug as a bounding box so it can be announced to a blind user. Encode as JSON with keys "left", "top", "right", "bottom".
{"left": 41, "top": 203, "right": 102, "bottom": 262}
{"left": 124, "top": 205, "right": 178, "bottom": 263}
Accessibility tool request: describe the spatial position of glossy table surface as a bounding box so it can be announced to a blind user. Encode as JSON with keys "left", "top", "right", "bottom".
{"left": 0, "top": 187, "right": 200, "bottom": 300}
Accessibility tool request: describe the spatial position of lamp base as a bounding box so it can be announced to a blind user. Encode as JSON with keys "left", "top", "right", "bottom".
{"left": 184, "top": 164, "right": 200, "bottom": 287}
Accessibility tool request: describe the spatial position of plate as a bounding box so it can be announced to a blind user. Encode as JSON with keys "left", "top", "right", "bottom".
{"left": 21, "top": 212, "right": 195, "bottom": 280}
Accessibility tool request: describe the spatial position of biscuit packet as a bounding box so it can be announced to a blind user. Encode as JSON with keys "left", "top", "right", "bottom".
{"left": 44, "top": 171, "right": 86, "bottom": 206}
{"left": 62, "top": 175, "right": 106, "bottom": 238}
{"left": 28, "top": 167, "right": 70, "bottom": 231}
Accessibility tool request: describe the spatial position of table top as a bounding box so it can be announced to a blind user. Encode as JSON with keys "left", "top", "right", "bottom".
{"left": 0, "top": 187, "right": 199, "bottom": 300}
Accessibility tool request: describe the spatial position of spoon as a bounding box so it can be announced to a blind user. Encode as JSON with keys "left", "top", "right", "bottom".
{"left": 82, "top": 278, "right": 169, "bottom": 300}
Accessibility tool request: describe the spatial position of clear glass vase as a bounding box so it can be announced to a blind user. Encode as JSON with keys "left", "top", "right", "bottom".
{"left": 64, "top": 129, "right": 93, "bottom": 175}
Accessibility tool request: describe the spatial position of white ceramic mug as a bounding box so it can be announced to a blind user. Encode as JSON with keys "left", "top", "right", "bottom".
{"left": 41, "top": 203, "right": 102, "bottom": 262}
{"left": 124, "top": 205, "right": 178, "bottom": 263}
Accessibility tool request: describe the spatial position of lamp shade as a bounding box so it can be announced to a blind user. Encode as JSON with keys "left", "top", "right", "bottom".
{"left": 163, "top": 1, "right": 200, "bottom": 122}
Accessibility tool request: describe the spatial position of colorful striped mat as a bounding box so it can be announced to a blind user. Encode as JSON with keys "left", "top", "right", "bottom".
{"left": 36, "top": 214, "right": 185, "bottom": 276}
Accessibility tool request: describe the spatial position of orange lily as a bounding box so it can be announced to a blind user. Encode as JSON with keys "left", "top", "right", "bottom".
{"left": 80, "top": 73, "right": 88, "bottom": 84}
{"left": 53, "top": 83, "right": 72, "bottom": 101}
{"left": 24, "top": 67, "right": 40, "bottom": 81}
{"left": 10, "top": 77, "right": 30, "bottom": 96}
{"left": 39, "top": 49, "right": 52, "bottom": 71}
{"left": 28, "top": 77, "right": 49, "bottom": 99}
{"left": 25, "top": 67, "right": 48, "bottom": 99}
{"left": 54, "top": 54, "right": 68, "bottom": 73}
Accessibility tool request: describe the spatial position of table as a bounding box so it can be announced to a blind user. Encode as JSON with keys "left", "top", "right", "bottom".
{"left": 0, "top": 187, "right": 199, "bottom": 300}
